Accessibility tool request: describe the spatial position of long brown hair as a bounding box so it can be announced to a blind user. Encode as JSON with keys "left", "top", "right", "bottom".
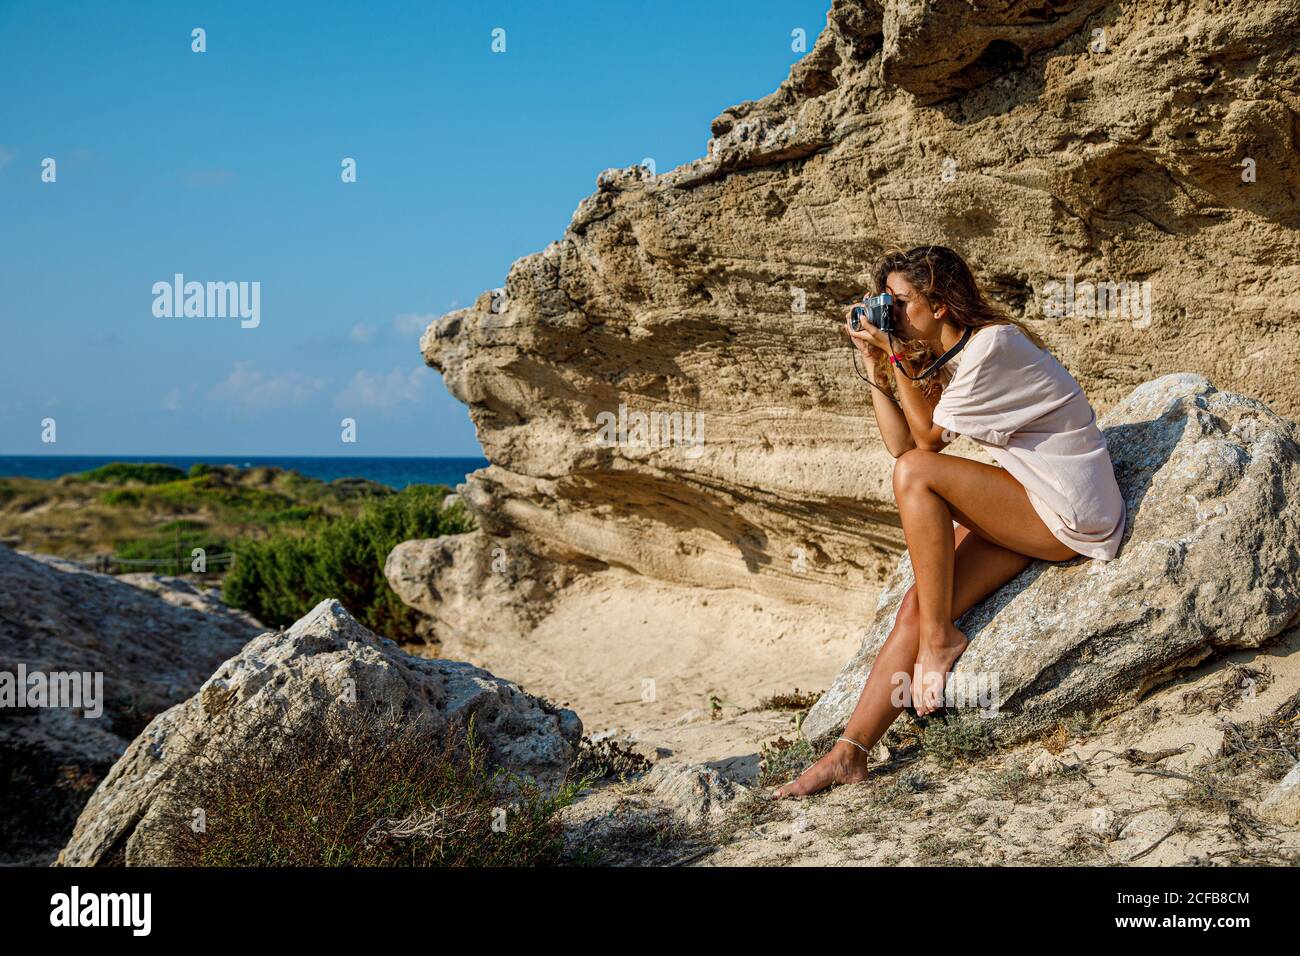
{"left": 867, "top": 245, "right": 1047, "bottom": 402}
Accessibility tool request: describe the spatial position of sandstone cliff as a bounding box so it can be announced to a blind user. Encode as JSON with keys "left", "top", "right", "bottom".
{"left": 390, "top": 1, "right": 1300, "bottom": 672}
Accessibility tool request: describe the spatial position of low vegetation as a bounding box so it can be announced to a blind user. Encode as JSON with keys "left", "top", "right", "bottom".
{"left": 0, "top": 463, "right": 391, "bottom": 560}
{"left": 141, "top": 709, "right": 577, "bottom": 867}
{"left": 568, "top": 736, "right": 653, "bottom": 784}
{"left": 223, "top": 484, "right": 471, "bottom": 638}
{"left": 0, "top": 462, "right": 473, "bottom": 641}
{"left": 756, "top": 687, "right": 822, "bottom": 711}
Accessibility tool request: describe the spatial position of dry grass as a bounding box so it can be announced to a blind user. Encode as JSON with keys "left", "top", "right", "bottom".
{"left": 136, "top": 706, "right": 577, "bottom": 867}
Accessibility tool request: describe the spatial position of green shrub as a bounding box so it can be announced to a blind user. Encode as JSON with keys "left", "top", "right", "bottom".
{"left": 113, "top": 531, "right": 234, "bottom": 573}
{"left": 101, "top": 488, "right": 142, "bottom": 507}
{"left": 265, "top": 506, "right": 322, "bottom": 525}
{"left": 80, "top": 462, "right": 186, "bottom": 485}
{"left": 140, "top": 709, "right": 576, "bottom": 867}
{"left": 222, "top": 484, "right": 472, "bottom": 640}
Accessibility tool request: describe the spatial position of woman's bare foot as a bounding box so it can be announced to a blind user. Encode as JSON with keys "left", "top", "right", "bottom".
{"left": 912, "top": 622, "right": 969, "bottom": 716}
{"left": 770, "top": 739, "right": 871, "bottom": 800}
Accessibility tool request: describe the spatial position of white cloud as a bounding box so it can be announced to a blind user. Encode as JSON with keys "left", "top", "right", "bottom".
{"left": 393, "top": 312, "right": 435, "bottom": 336}
{"left": 335, "top": 367, "right": 428, "bottom": 410}
{"left": 0, "top": 145, "right": 14, "bottom": 172}
{"left": 209, "top": 361, "right": 326, "bottom": 411}
{"left": 350, "top": 322, "right": 378, "bottom": 344}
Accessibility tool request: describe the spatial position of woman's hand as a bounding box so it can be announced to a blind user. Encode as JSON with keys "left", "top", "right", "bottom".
{"left": 844, "top": 305, "right": 893, "bottom": 357}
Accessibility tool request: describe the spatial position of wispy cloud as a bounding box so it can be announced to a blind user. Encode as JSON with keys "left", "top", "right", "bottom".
{"left": 335, "top": 367, "right": 428, "bottom": 410}
{"left": 0, "top": 145, "right": 14, "bottom": 172}
{"left": 163, "top": 383, "right": 198, "bottom": 412}
{"left": 209, "top": 361, "right": 325, "bottom": 411}
{"left": 393, "top": 312, "right": 436, "bottom": 336}
{"left": 350, "top": 322, "right": 378, "bottom": 344}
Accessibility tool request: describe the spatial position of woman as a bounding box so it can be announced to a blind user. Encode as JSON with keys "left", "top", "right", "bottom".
{"left": 773, "top": 245, "right": 1126, "bottom": 800}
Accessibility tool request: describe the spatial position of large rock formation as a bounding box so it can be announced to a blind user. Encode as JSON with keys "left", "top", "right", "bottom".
{"left": 0, "top": 546, "right": 262, "bottom": 864}
{"left": 803, "top": 374, "right": 1300, "bottom": 741}
{"left": 390, "top": 0, "right": 1300, "bottom": 656}
{"left": 57, "top": 600, "right": 583, "bottom": 866}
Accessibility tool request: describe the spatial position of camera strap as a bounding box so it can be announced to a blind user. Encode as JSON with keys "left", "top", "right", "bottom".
{"left": 887, "top": 325, "right": 972, "bottom": 381}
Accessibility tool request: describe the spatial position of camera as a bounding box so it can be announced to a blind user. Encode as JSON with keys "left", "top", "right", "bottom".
{"left": 850, "top": 292, "right": 896, "bottom": 334}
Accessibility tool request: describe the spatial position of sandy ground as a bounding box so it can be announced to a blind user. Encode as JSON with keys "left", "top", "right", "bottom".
{"left": 557, "top": 623, "right": 1300, "bottom": 866}
{"left": 429, "top": 568, "right": 876, "bottom": 732}
{"left": 407, "top": 563, "right": 1300, "bottom": 866}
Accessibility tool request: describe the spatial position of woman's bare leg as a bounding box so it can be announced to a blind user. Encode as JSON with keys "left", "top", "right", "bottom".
{"left": 893, "top": 450, "right": 1076, "bottom": 715}
{"left": 772, "top": 526, "right": 1035, "bottom": 799}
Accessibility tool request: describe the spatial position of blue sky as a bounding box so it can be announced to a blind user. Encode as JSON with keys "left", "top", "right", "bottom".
{"left": 0, "top": 0, "right": 827, "bottom": 456}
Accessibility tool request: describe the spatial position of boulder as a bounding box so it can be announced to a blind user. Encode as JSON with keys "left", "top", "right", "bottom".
{"left": 0, "top": 546, "right": 262, "bottom": 864}
{"left": 115, "top": 572, "right": 264, "bottom": 628}
{"left": 803, "top": 374, "right": 1300, "bottom": 742}
{"left": 56, "top": 599, "right": 583, "bottom": 866}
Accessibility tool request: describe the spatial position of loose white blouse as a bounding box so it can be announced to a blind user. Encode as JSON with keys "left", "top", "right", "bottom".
{"left": 931, "top": 323, "right": 1126, "bottom": 560}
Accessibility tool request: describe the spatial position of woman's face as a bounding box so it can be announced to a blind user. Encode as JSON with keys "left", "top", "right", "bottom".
{"left": 884, "top": 270, "right": 948, "bottom": 341}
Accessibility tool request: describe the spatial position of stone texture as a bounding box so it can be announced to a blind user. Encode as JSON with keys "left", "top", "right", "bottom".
{"left": 642, "top": 762, "right": 746, "bottom": 825}
{"left": 802, "top": 374, "right": 1300, "bottom": 742}
{"left": 0, "top": 547, "right": 261, "bottom": 771}
{"left": 1258, "top": 761, "right": 1300, "bottom": 826}
{"left": 114, "top": 572, "right": 265, "bottom": 626}
{"left": 0, "top": 546, "right": 263, "bottom": 864}
{"left": 391, "top": 0, "right": 1300, "bottom": 652}
{"left": 56, "top": 599, "right": 583, "bottom": 866}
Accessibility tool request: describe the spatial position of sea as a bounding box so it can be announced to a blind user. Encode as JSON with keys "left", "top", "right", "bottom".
{"left": 0, "top": 456, "right": 490, "bottom": 491}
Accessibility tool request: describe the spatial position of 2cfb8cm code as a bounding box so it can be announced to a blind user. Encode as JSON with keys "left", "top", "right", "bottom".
{"left": 1118, "top": 893, "right": 1251, "bottom": 906}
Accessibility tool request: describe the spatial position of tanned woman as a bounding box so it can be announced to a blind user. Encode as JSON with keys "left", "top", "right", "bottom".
{"left": 774, "top": 245, "right": 1126, "bottom": 800}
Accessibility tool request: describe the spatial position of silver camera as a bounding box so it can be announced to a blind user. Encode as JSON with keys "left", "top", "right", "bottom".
{"left": 850, "top": 292, "right": 896, "bottom": 334}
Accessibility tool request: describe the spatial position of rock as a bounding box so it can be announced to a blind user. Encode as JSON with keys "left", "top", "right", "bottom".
{"left": 1257, "top": 762, "right": 1300, "bottom": 827}
{"left": 56, "top": 599, "right": 583, "bottom": 866}
{"left": 804, "top": 374, "right": 1300, "bottom": 742}
{"left": 1027, "top": 749, "right": 1067, "bottom": 778}
{"left": 22, "top": 554, "right": 261, "bottom": 644}
{"left": 114, "top": 572, "right": 264, "bottom": 630}
{"left": 0, "top": 546, "right": 262, "bottom": 864}
{"left": 643, "top": 762, "right": 745, "bottom": 825}
{"left": 384, "top": 531, "right": 567, "bottom": 647}
{"left": 390, "top": 0, "right": 1300, "bottom": 662}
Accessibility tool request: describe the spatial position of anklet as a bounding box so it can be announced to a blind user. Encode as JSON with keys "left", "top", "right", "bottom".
{"left": 837, "top": 736, "right": 871, "bottom": 755}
